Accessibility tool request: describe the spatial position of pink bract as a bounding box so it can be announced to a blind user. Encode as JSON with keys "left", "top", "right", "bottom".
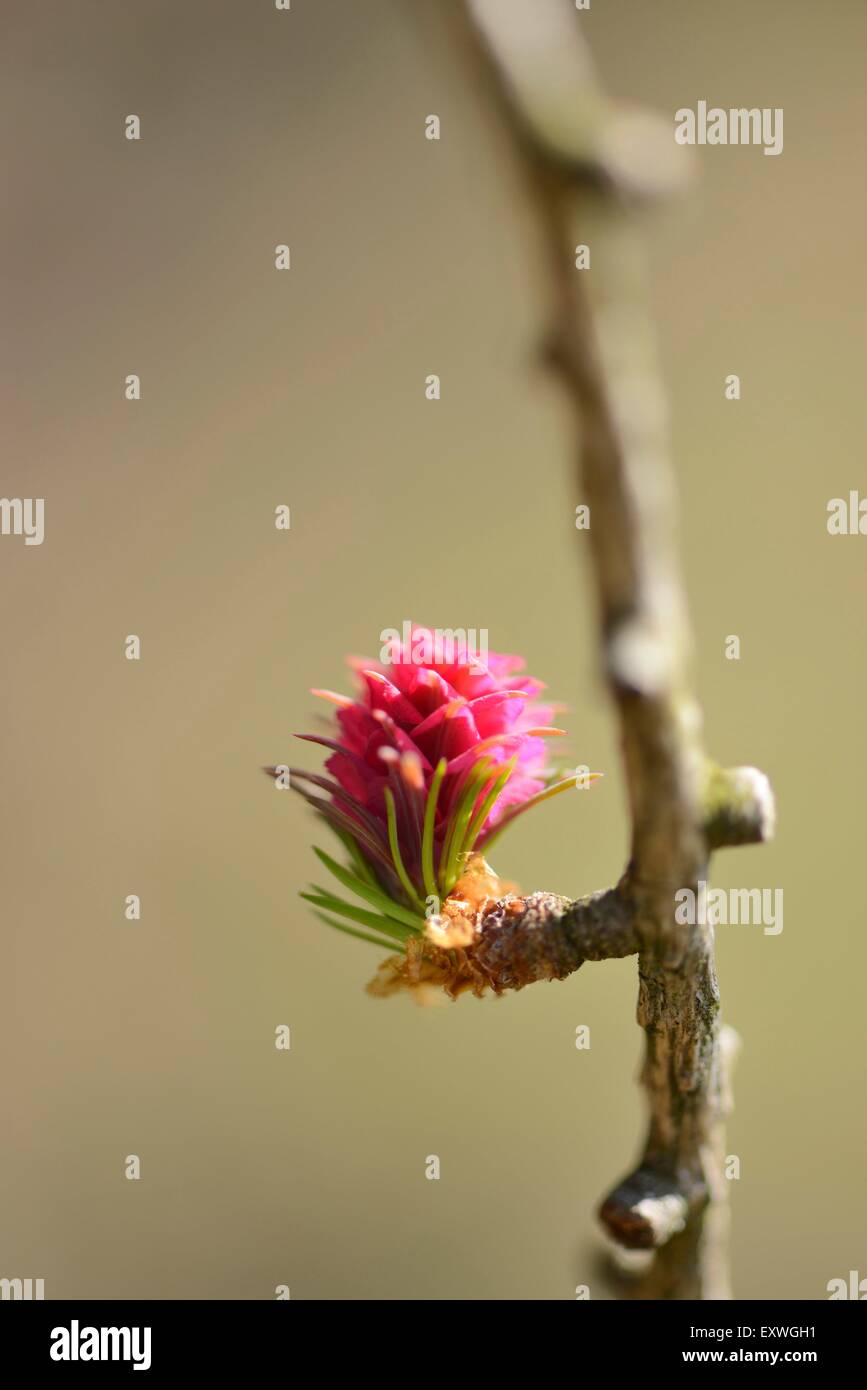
{"left": 291, "top": 625, "right": 579, "bottom": 913}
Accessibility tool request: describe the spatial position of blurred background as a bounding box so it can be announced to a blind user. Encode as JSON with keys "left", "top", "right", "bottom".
{"left": 2, "top": 0, "right": 865, "bottom": 1299}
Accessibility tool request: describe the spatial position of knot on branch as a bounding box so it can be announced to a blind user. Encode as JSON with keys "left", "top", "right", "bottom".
{"left": 606, "top": 615, "right": 676, "bottom": 698}
{"left": 703, "top": 763, "right": 776, "bottom": 850}
{"left": 599, "top": 1167, "right": 701, "bottom": 1250}
{"left": 473, "top": 884, "right": 637, "bottom": 992}
{"left": 466, "top": 0, "right": 691, "bottom": 201}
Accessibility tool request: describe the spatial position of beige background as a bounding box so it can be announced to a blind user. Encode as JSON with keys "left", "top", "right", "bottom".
{"left": 2, "top": 0, "right": 865, "bottom": 1299}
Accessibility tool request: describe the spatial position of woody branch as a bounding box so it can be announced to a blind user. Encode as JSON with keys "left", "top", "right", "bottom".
{"left": 445, "top": 0, "right": 776, "bottom": 1259}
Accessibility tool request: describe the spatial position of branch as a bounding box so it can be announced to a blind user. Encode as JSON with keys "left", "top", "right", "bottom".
{"left": 451, "top": 0, "right": 776, "bottom": 1278}
{"left": 473, "top": 883, "right": 637, "bottom": 991}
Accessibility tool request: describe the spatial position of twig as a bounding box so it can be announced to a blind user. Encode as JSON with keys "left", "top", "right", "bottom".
{"left": 473, "top": 883, "right": 637, "bottom": 990}
{"left": 445, "top": 0, "right": 775, "bottom": 1287}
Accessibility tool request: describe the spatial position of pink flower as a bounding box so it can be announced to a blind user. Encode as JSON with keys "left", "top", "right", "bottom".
{"left": 284, "top": 627, "right": 594, "bottom": 951}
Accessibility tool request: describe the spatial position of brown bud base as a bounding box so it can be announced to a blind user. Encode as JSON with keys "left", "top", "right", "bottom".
{"left": 366, "top": 856, "right": 514, "bottom": 1002}
{"left": 365, "top": 860, "right": 637, "bottom": 1003}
